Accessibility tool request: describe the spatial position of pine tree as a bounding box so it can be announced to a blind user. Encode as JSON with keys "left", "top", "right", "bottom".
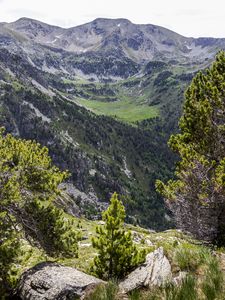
{"left": 91, "top": 192, "right": 146, "bottom": 280}
{"left": 24, "top": 200, "right": 78, "bottom": 257}
{"left": 156, "top": 51, "right": 225, "bottom": 243}
{"left": 0, "top": 212, "right": 22, "bottom": 298}
{"left": 0, "top": 128, "right": 78, "bottom": 296}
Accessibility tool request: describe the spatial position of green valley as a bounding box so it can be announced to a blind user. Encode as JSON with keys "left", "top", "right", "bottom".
{"left": 76, "top": 95, "right": 159, "bottom": 123}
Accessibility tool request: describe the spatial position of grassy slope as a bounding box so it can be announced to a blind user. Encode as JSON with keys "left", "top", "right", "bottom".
{"left": 16, "top": 209, "right": 208, "bottom": 277}
{"left": 67, "top": 77, "right": 160, "bottom": 123}
{"left": 16, "top": 209, "right": 225, "bottom": 300}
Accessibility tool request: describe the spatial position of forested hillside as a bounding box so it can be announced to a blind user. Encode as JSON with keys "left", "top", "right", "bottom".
{"left": 0, "top": 17, "right": 225, "bottom": 228}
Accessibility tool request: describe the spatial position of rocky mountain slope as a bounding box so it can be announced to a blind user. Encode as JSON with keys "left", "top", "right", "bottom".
{"left": 0, "top": 17, "right": 225, "bottom": 229}
{"left": 1, "top": 17, "right": 225, "bottom": 80}
{"left": 4, "top": 17, "right": 225, "bottom": 63}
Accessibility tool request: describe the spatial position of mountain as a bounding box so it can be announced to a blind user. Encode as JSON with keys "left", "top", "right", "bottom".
{"left": 1, "top": 17, "right": 225, "bottom": 80}
{"left": 4, "top": 17, "right": 225, "bottom": 63}
{"left": 0, "top": 17, "right": 224, "bottom": 229}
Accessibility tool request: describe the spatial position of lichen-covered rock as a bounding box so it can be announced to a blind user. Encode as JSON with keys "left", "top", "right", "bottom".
{"left": 119, "top": 247, "right": 172, "bottom": 293}
{"left": 17, "top": 262, "right": 105, "bottom": 300}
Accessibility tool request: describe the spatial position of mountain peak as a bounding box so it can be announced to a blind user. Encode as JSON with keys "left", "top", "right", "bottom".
{"left": 92, "top": 17, "right": 132, "bottom": 24}
{"left": 13, "top": 17, "right": 43, "bottom": 26}
{"left": 11, "top": 17, "right": 61, "bottom": 30}
{"left": 15, "top": 17, "right": 35, "bottom": 22}
{"left": 7, "top": 17, "right": 61, "bottom": 40}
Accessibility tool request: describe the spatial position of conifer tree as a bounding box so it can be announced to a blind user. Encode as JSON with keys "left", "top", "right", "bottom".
{"left": 24, "top": 200, "right": 78, "bottom": 257}
{"left": 91, "top": 192, "right": 146, "bottom": 280}
{"left": 0, "top": 128, "right": 78, "bottom": 296}
{"left": 0, "top": 213, "right": 22, "bottom": 297}
{"left": 156, "top": 51, "right": 225, "bottom": 242}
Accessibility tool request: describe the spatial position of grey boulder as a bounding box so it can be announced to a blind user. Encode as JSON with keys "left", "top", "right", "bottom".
{"left": 17, "top": 262, "right": 105, "bottom": 300}
{"left": 119, "top": 247, "right": 172, "bottom": 293}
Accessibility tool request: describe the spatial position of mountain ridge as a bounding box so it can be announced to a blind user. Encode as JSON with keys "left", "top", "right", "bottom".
{"left": 3, "top": 17, "right": 225, "bottom": 65}
{"left": 7, "top": 16, "right": 225, "bottom": 39}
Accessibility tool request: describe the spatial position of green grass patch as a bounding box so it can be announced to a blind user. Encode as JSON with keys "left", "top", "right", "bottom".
{"left": 76, "top": 98, "right": 159, "bottom": 123}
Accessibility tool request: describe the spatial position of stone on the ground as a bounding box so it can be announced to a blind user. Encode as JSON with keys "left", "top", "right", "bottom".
{"left": 97, "top": 220, "right": 105, "bottom": 225}
{"left": 17, "top": 262, "right": 105, "bottom": 300}
{"left": 119, "top": 247, "right": 172, "bottom": 294}
{"left": 145, "top": 239, "right": 154, "bottom": 246}
{"left": 173, "top": 271, "right": 187, "bottom": 286}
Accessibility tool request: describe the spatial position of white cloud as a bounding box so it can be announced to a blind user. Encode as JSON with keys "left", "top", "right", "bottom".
{"left": 0, "top": 0, "right": 225, "bottom": 37}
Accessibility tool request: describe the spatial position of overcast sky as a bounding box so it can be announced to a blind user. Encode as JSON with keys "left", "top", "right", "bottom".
{"left": 0, "top": 0, "right": 225, "bottom": 38}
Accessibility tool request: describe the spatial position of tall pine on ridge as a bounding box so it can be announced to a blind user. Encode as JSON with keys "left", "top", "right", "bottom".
{"left": 156, "top": 51, "right": 225, "bottom": 243}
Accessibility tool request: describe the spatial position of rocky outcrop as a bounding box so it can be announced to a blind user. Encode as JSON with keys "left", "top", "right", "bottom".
{"left": 17, "top": 262, "right": 105, "bottom": 300}
{"left": 119, "top": 247, "right": 172, "bottom": 294}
